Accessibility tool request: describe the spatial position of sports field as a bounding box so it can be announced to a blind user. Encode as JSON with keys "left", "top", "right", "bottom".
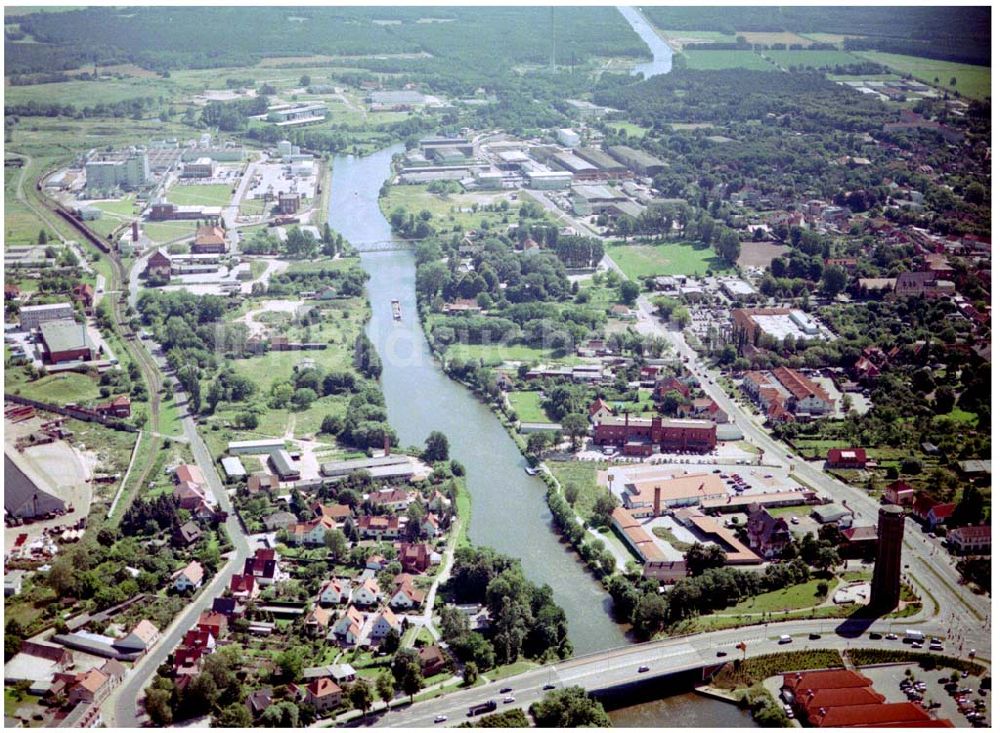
{"left": 607, "top": 241, "right": 732, "bottom": 278}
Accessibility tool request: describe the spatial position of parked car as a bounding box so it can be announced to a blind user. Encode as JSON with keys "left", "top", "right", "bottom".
{"left": 434, "top": 715, "right": 448, "bottom": 723}
{"left": 778, "top": 635, "right": 793, "bottom": 645}
{"left": 638, "top": 665, "right": 650, "bottom": 673}
{"left": 500, "top": 687, "right": 512, "bottom": 694}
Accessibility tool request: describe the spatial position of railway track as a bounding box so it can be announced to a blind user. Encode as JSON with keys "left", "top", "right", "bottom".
{"left": 39, "top": 186, "right": 166, "bottom": 522}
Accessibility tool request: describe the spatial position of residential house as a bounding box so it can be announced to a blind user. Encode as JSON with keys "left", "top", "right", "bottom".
{"left": 246, "top": 687, "right": 273, "bottom": 717}
{"left": 894, "top": 270, "right": 955, "bottom": 298}
{"left": 304, "top": 677, "right": 342, "bottom": 713}
{"left": 229, "top": 573, "right": 259, "bottom": 600}
{"left": 243, "top": 548, "right": 280, "bottom": 585}
{"left": 947, "top": 525, "right": 991, "bottom": 555}
{"left": 369, "top": 488, "right": 412, "bottom": 512}
{"left": 289, "top": 515, "right": 338, "bottom": 546}
{"left": 654, "top": 375, "right": 691, "bottom": 401}
{"left": 312, "top": 502, "right": 351, "bottom": 523}
{"left": 421, "top": 514, "right": 440, "bottom": 538}
{"left": 399, "top": 542, "right": 433, "bottom": 574}
{"left": 318, "top": 578, "right": 351, "bottom": 606}
{"left": 746, "top": 504, "right": 791, "bottom": 559}
{"left": 71, "top": 283, "right": 95, "bottom": 313}
{"left": 248, "top": 472, "right": 279, "bottom": 494}
{"left": 428, "top": 491, "right": 452, "bottom": 514}
{"left": 826, "top": 448, "right": 867, "bottom": 469}
{"left": 772, "top": 367, "right": 834, "bottom": 416}
{"left": 357, "top": 515, "right": 401, "bottom": 540}
{"left": 197, "top": 610, "right": 228, "bottom": 640}
{"left": 114, "top": 619, "right": 160, "bottom": 655}
{"left": 212, "top": 597, "right": 242, "bottom": 619}
{"left": 389, "top": 574, "right": 425, "bottom": 610}
{"left": 262, "top": 511, "right": 297, "bottom": 532}
{"left": 331, "top": 606, "right": 365, "bottom": 647}
{"left": 883, "top": 480, "right": 915, "bottom": 506}
{"left": 690, "top": 397, "right": 729, "bottom": 425}
{"left": 927, "top": 503, "right": 955, "bottom": 530}
{"left": 173, "top": 561, "right": 205, "bottom": 592}
{"left": 370, "top": 608, "right": 402, "bottom": 640}
{"left": 173, "top": 520, "right": 203, "bottom": 547}
{"left": 588, "top": 398, "right": 613, "bottom": 425}
{"left": 305, "top": 606, "right": 334, "bottom": 637}
{"left": 418, "top": 644, "right": 449, "bottom": 677}
{"left": 352, "top": 578, "right": 381, "bottom": 607}
{"left": 94, "top": 394, "right": 131, "bottom": 418}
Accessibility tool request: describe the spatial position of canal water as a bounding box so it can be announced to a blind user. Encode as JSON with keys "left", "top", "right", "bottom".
{"left": 618, "top": 6, "right": 674, "bottom": 79}
{"left": 326, "top": 146, "right": 628, "bottom": 655}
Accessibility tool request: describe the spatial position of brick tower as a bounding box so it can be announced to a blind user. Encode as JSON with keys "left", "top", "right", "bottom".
{"left": 871, "top": 505, "right": 905, "bottom": 610}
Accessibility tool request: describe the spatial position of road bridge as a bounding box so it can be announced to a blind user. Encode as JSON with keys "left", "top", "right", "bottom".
{"left": 345, "top": 615, "right": 983, "bottom": 728}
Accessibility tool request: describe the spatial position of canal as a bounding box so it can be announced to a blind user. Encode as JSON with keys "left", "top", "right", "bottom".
{"left": 326, "top": 146, "right": 629, "bottom": 655}
{"left": 618, "top": 6, "right": 674, "bottom": 79}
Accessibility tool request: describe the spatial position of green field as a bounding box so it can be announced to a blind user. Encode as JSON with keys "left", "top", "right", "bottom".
{"left": 607, "top": 241, "right": 731, "bottom": 279}
{"left": 443, "top": 342, "right": 576, "bottom": 367}
{"left": 765, "top": 49, "right": 863, "bottom": 69}
{"left": 142, "top": 220, "right": 199, "bottom": 244}
{"left": 380, "top": 184, "right": 546, "bottom": 234}
{"left": 857, "top": 52, "right": 991, "bottom": 100}
{"left": 4, "top": 77, "right": 176, "bottom": 108}
{"left": 507, "top": 390, "right": 549, "bottom": 424}
{"left": 681, "top": 50, "right": 777, "bottom": 71}
{"left": 546, "top": 460, "right": 607, "bottom": 520}
{"left": 6, "top": 371, "right": 102, "bottom": 404}
{"left": 655, "top": 28, "right": 737, "bottom": 46}
{"left": 167, "top": 183, "right": 234, "bottom": 207}
{"left": 605, "top": 121, "right": 651, "bottom": 137}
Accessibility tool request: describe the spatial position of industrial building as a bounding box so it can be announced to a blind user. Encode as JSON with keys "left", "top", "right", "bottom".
{"left": 39, "top": 319, "right": 94, "bottom": 363}
{"left": 19, "top": 302, "right": 76, "bottom": 331}
{"left": 191, "top": 225, "right": 227, "bottom": 255}
{"left": 228, "top": 438, "right": 286, "bottom": 455}
{"left": 181, "top": 157, "right": 216, "bottom": 178}
{"left": 607, "top": 145, "right": 667, "bottom": 176}
{"left": 268, "top": 449, "right": 301, "bottom": 481}
{"left": 525, "top": 170, "right": 573, "bottom": 190}
{"left": 419, "top": 136, "right": 475, "bottom": 159}
{"left": 85, "top": 150, "right": 149, "bottom": 190}
{"left": 556, "top": 128, "right": 581, "bottom": 148}
{"left": 593, "top": 414, "right": 717, "bottom": 455}
{"left": 575, "top": 147, "right": 630, "bottom": 177}
{"left": 252, "top": 103, "right": 327, "bottom": 127}
{"left": 551, "top": 152, "right": 600, "bottom": 180}
{"left": 148, "top": 200, "right": 223, "bottom": 221}
{"left": 732, "top": 307, "right": 829, "bottom": 346}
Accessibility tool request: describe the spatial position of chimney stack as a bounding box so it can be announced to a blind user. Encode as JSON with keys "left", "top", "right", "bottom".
{"left": 383, "top": 434, "right": 391, "bottom": 457}
{"left": 132, "top": 220, "right": 139, "bottom": 242}
{"left": 624, "top": 412, "right": 629, "bottom": 429}
{"left": 653, "top": 486, "right": 662, "bottom": 518}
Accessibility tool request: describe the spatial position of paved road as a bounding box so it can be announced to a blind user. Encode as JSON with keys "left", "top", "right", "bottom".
{"left": 104, "top": 262, "right": 254, "bottom": 727}
{"left": 367, "top": 616, "right": 964, "bottom": 728}
{"left": 633, "top": 295, "right": 991, "bottom": 656}
{"left": 521, "top": 189, "right": 603, "bottom": 238}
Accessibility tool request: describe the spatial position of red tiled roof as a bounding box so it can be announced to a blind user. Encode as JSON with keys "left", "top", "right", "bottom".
{"left": 809, "top": 701, "right": 932, "bottom": 727}
{"left": 783, "top": 670, "right": 872, "bottom": 694}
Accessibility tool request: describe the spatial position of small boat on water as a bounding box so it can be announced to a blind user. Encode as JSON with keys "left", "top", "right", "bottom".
{"left": 524, "top": 466, "right": 539, "bottom": 476}
{"left": 391, "top": 299, "right": 402, "bottom": 320}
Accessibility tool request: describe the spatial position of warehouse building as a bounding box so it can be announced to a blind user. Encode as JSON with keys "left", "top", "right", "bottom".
{"left": 551, "top": 152, "right": 601, "bottom": 180}
{"left": 269, "top": 449, "right": 301, "bottom": 481}
{"left": 575, "top": 147, "right": 630, "bottom": 178}
{"left": 228, "top": 438, "right": 285, "bottom": 455}
{"left": 525, "top": 170, "right": 573, "bottom": 190}
{"left": 40, "top": 319, "right": 94, "bottom": 364}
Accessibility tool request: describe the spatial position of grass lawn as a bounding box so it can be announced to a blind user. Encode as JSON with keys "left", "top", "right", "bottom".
{"left": 6, "top": 370, "right": 102, "bottom": 404}
{"left": 143, "top": 220, "right": 198, "bottom": 244}
{"left": 167, "top": 183, "right": 234, "bottom": 207}
{"left": 507, "top": 391, "right": 549, "bottom": 424}
{"left": 486, "top": 659, "right": 539, "bottom": 681}
{"left": 856, "top": 51, "right": 991, "bottom": 99}
{"left": 764, "top": 49, "right": 863, "bottom": 69}
{"left": 606, "top": 241, "right": 731, "bottom": 279}
{"left": 945, "top": 407, "right": 979, "bottom": 424}
{"left": 766, "top": 504, "right": 811, "bottom": 519}
{"left": 4, "top": 687, "right": 41, "bottom": 717}
{"left": 681, "top": 50, "right": 778, "bottom": 71}
{"left": 652, "top": 525, "right": 693, "bottom": 552}
{"left": 546, "top": 460, "right": 607, "bottom": 520}
{"left": 725, "top": 579, "right": 829, "bottom": 614}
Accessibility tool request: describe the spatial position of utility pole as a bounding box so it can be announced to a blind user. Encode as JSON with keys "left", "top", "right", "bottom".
{"left": 550, "top": 7, "right": 556, "bottom": 73}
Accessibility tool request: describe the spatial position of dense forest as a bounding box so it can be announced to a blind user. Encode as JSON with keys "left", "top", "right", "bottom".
{"left": 7, "top": 7, "right": 646, "bottom": 88}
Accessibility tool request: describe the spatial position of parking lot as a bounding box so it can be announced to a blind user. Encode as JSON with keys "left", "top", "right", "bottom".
{"left": 862, "top": 661, "right": 990, "bottom": 727}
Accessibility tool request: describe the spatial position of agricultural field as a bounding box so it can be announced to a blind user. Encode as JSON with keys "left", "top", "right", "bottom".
{"left": 654, "top": 28, "right": 737, "bottom": 48}
{"left": 680, "top": 49, "right": 778, "bottom": 71}
{"left": 799, "top": 32, "right": 861, "bottom": 46}
{"left": 606, "top": 241, "right": 732, "bottom": 279}
{"left": 737, "top": 31, "right": 814, "bottom": 46}
{"left": 166, "top": 183, "right": 234, "bottom": 207}
{"left": 855, "top": 51, "right": 991, "bottom": 99}
{"left": 764, "top": 49, "right": 864, "bottom": 69}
